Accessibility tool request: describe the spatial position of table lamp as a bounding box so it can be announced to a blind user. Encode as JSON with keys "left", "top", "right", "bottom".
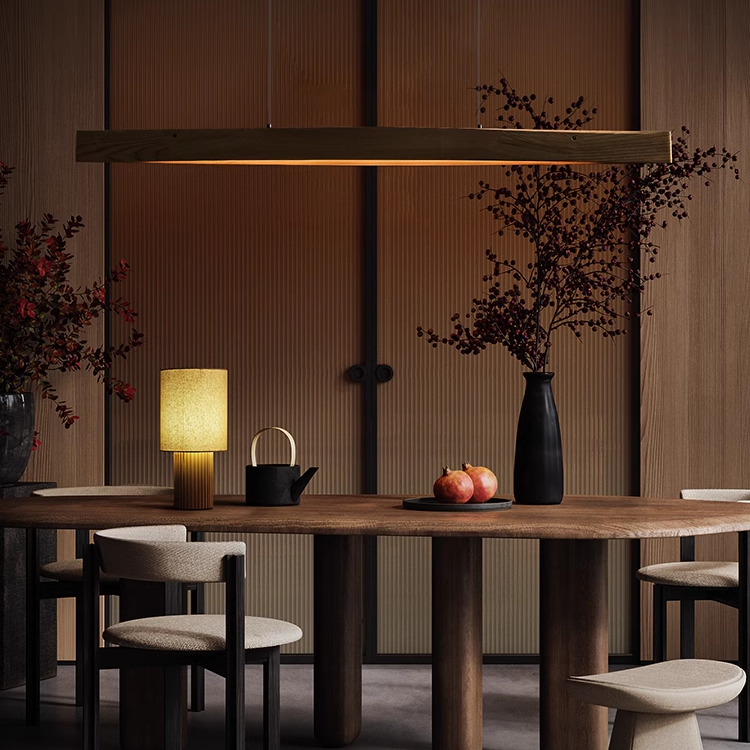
{"left": 160, "top": 368, "right": 228, "bottom": 510}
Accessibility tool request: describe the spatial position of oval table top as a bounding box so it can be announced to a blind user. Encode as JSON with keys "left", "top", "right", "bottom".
{"left": 2, "top": 493, "right": 750, "bottom": 539}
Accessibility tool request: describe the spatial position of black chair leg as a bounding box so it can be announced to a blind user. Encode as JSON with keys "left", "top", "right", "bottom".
{"left": 652, "top": 584, "right": 667, "bottom": 662}
{"left": 263, "top": 648, "right": 281, "bottom": 750}
{"left": 75, "top": 593, "right": 85, "bottom": 706}
{"left": 679, "top": 599, "right": 695, "bottom": 659}
{"left": 739, "top": 531, "right": 749, "bottom": 742}
{"left": 189, "top": 532, "right": 206, "bottom": 712}
{"left": 191, "top": 664, "right": 206, "bottom": 712}
{"left": 83, "top": 545, "right": 100, "bottom": 750}
{"left": 226, "top": 659, "right": 245, "bottom": 750}
{"left": 103, "top": 593, "right": 112, "bottom": 639}
{"left": 226, "top": 555, "right": 245, "bottom": 750}
{"left": 190, "top": 583, "right": 205, "bottom": 712}
{"left": 164, "top": 667, "right": 183, "bottom": 750}
{"left": 25, "top": 528, "right": 40, "bottom": 726}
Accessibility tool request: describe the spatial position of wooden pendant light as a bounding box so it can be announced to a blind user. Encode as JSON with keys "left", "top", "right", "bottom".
{"left": 76, "top": 127, "right": 672, "bottom": 166}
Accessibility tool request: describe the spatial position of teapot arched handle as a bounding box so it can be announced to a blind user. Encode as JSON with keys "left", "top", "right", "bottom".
{"left": 250, "top": 426, "right": 296, "bottom": 467}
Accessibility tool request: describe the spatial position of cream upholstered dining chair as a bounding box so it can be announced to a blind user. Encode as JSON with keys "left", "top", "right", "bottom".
{"left": 636, "top": 489, "right": 750, "bottom": 659}
{"left": 567, "top": 659, "right": 746, "bottom": 750}
{"left": 26, "top": 486, "right": 178, "bottom": 723}
{"left": 635, "top": 488, "right": 750, "bottom": 740}
{"left": 83, "top": 525, "right": 302, "bottom": 750}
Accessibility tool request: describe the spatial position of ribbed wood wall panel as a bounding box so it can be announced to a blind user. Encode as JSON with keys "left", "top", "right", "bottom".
{"left": 108, "top": 1, "right": 362, "bottom": 654}
{"left": 108, "top": 166, "right": 362, "bottom": 495}
{"left": 377, "top": 0, "right": 638, "bottom": 654}
{"left": 640, "top": 0, "right": 750, "bottom": 660}
{"left": 0, "top": 0, "right": 104, "bottom": 661}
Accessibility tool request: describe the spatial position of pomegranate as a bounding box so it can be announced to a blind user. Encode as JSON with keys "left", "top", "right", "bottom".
{"left": 462, "top": 462, "right": 498, "bottom": 503}
{"left": 433, "top": 466, "right": 474, "bottom": 504}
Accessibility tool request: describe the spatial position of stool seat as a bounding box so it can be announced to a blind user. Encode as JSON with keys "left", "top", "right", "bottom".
{"left": 567, "top": 659, "right": 745, "bottom": 714}
{"left": 636, "top": 561, "right": 738, "bottom": 588}
{"left": 40, "top": 559, "right": 120, "bottom": 584}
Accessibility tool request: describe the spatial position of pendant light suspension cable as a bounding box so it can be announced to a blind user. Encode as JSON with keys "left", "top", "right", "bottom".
{"left": 78, "top": 0, "right": 673, "bottom": 169}
{"left": 267, "top": 0, "right": 273, "bottom": 128}
{"left": 476, "top": 0, "right": 482, "bottom": 128}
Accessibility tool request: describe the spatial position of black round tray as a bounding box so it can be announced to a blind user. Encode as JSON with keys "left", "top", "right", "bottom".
{"left": 402, "top": 497, "right": 513, "bottom": 512}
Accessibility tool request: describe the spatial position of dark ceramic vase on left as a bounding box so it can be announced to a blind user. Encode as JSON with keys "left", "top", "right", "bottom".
{"left": 0, "top": 393, "right": 35, "bottom": 485}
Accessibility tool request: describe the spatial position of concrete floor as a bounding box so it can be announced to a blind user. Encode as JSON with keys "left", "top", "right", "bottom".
{"left": 0, "top": 664, "right": 747, "bottom": 749}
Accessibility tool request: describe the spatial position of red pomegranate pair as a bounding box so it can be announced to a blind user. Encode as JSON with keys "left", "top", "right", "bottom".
{"left": 433, "top": 464, "right": 498, "bottom": 504}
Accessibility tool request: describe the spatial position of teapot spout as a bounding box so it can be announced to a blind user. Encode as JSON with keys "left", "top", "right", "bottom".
{"left": 291, "top": 466, "right": 319, "bottom": 501}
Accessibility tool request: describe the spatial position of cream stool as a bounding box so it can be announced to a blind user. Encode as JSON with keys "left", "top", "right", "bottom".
{"left": 566, "top": 659, "right": 746, "bottom": 750}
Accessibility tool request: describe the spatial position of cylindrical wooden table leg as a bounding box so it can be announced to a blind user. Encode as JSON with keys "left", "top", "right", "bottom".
{"left": 432, "top": 536, "right": 483, "bottom": 750}
{"left": 540, "top": 538, "right": 609, "bottom": 750}
{"left": 314, "top": 535, "right": 363, "bottom": 747}
{"left": 119, "top": 580, "right": 186, "bottom": 750}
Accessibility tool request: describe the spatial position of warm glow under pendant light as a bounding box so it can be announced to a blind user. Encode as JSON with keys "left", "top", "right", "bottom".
{"left": 76, "top": 127, "right": 672, "bottom": 166}
{"left": 160, "top": 368, "right": 228, "bottom": 511}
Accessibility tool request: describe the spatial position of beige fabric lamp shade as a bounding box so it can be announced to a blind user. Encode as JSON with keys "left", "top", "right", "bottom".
{"left": 160, "top": 369, "right": 228, "bottom": 452}
{"left": 160, "top": 368, "right": 228, "bottom": 510}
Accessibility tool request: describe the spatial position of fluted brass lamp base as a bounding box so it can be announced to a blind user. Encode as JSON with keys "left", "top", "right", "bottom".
{"left": 173, "top": 451, "right": 214, "bottom": 510}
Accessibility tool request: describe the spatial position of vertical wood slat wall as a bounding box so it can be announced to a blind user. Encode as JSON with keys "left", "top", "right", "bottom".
{"left": 9, "top": 0, "right": 745, "bottom": 659}
{"left": 1, "top": 0, "right": 104, "bottom": 661}
{"left": 107, "top": 0, "right": 363, "bottom": 653}
{"left": 639, "top": 0, "right": 750, "bottom": 661}
{"left": 377, "top": 0, "right": 638, "bottom": 653}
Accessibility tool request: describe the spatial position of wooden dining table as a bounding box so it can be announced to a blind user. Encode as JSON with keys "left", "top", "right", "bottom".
{"left": 3, "top": 492, "right": 750, "bottom": 750}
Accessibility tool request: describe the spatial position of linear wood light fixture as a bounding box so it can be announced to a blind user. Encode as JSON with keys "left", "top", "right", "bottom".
{"left": 75, "top": 127, "right": 673, "bottom": 166}
{"left": 76, "top": 0, "right": 672, "bottom": 167}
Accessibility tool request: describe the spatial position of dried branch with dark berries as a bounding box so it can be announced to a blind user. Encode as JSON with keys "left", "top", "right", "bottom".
{"left": 417, "top": 79, "right": 740, "bottom": 372}
{"left": 0, "top": 161, "right": 143, "bottom": 435}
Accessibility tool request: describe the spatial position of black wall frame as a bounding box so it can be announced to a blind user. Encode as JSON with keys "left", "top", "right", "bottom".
{"left": 360, "top": 0, "right": 383, "bottom": 665}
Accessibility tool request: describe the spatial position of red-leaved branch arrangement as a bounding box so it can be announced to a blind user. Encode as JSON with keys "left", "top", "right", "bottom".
{"left": 0, "top": 161, "right": 143, "bottom": 437}
{"left": 417, "top": 79, "right": 740, "bottom": 371}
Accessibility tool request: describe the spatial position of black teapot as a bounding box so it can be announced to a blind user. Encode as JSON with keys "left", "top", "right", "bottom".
{"left": 245, "top": 427, "right": 318, "bottom": 506}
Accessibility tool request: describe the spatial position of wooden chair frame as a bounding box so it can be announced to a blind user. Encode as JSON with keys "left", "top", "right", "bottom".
{"left": 25, "top": 528, "right": 205, "bottom": 726}
{"left": 652, "top": 536, "right": 739, "bottom": 662}
{"left": 82, "top": 543, "right": 281, "bottom": 750}
{"left": 650, "top": 531, "right": 750, "bottom": 743}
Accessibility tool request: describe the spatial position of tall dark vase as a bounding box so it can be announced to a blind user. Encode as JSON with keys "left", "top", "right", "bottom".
{"left": 0, "top": 393, "right": 35, "bottom": 485}
{"left": 513, "top": 372, "right": 563, "bottom": 505}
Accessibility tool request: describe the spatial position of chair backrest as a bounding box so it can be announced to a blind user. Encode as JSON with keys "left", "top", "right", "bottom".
{"left": 32, "top": 486, "right": 172, "bottom": 496}
{"left": 681, "top": 489, "right": 750, "bottom": 503}
{"left": 95, "top": 525, "right": 245, "bottom": 583}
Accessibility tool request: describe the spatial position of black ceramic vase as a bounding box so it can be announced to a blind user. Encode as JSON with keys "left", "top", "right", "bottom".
{"left": 513, "top": 372, "right": 563, "bottom": 505}
{"left": 0, "top": 393, "right": 35, "bottom": 485}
